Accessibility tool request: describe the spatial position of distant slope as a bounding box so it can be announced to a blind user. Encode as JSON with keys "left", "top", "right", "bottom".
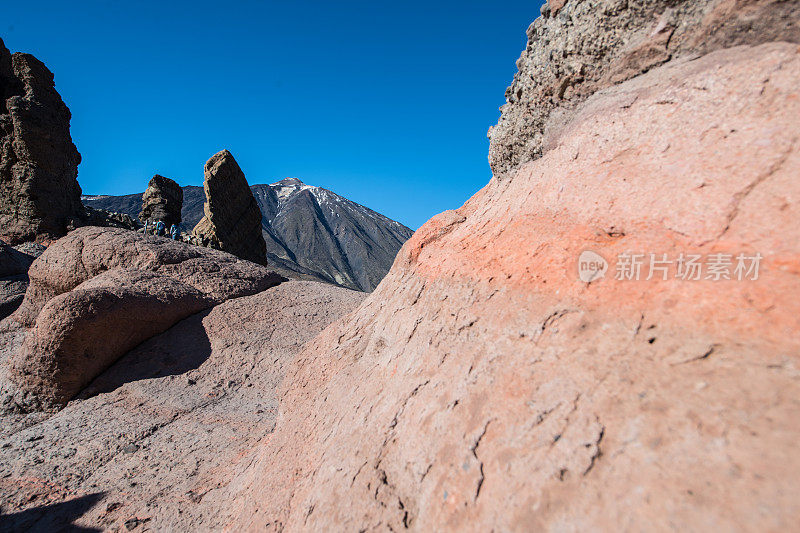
{"left": 82, "top": 178, "right": 413, "bottom": 291}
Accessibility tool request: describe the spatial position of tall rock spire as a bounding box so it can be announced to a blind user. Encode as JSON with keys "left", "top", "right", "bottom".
{"left": 192, "top": 149, "right": 267, "bottom": 265}
{"left": 0, "top": 38, "right": 83, "bottom": 244}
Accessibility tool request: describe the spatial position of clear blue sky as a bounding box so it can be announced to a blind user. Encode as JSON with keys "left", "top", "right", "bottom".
{"left": 4, "top": 1, "right": 542, "bottom": 229}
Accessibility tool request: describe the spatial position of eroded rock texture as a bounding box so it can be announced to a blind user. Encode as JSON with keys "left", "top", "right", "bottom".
{"left": 193, "top": 150, "right": 268, "bottom": 265}
{"left": 0, "top": 38, "right": 83, "bottom": 244}
{"left": 139, "top": 174, "right": 182, "bottom": 227}
{"left": 10, "top": 226, "right": 282, "bottom": 328}
{"left": 8, "top": 269, "right": 212, "bottom": 406}
{"left": 3, "top": 2, "right": 800, "bottom": 530}
{"left": 2, "top": 226, "right": 284, "bottom": 408}
{"left": 0, "top": 281, "right": 365, "bottom": 531}
{"left": 227, "top": 43, "right": 800, "bottom": 530}
{"left": 488, "top": 0, "right": 800, "bottom": 176}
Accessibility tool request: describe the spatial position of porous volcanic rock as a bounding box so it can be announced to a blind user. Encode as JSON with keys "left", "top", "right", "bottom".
{"left": 139, "top": 174, "right": 183, "bottom": 227}
{"left": 7, "top": 268, "right": 213, "bottom": 407}
{"left": 192, "top": 150, "right": 268, "bottom": 265}
{"left": 488, "top": 0, "right": 800, "bottom": 176}
{"left": 10, "top": 226, "right": 284, "bottom": 328}
{"left": 0, "top": 38, "right": 83, "bottom": 244}
{"left": 225, "top": 43, "right": 800, "bottom": 530}
{"left": 0, "top": 281, "right": 366, "bottom": 530}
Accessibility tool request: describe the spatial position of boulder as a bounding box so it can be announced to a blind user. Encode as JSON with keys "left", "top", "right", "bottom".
{"left": 0, "top": 281, "right": 366, "bottom": 529}
{"left": 227, "top": 43, "right": 800, "bottom": 530}
{"left": 139, "top": 174, "right": 183, "bottom": 227}
{"left": 0, "top": 38, "right": 83, "bottom": 244}
{"left": 192, "top": 150, "right": 268, "bottom": 265}
{"left": 7, "top": 269, "right": 213, "bottom": 406}
{"left": 11, "top": 226, "right": 284, "bottom": 327}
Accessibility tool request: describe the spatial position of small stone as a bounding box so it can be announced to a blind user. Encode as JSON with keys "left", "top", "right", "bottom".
{"left": 122, "top": 443, "right": 140, "bottom": 454}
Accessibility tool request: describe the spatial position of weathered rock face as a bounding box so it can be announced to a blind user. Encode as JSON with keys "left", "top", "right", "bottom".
{"left": 8, "top": 269, "right": 212, "bottom": 406}
{"left": 224, "top": 43, "right": 800, "bottom": 530}
{"left": 3, "top": 4, "right": 800, "bottom": 531}
{"left": 0, "top": 281, "right": 366, "bottom": 530}
{"left": 3, "top": 226, "right": 284, "bottom": 409}
{"left": 10, "top": 226, "right": 283, "bottom": 328}
{"left": 488, "top": 0, "right": 800, "bottom": 177}
{"left": 139, "top": 174, "right": 182, "bottom": 227}
{"left": 0, "top": 38, "right": 83, "bottom": 244}
{"left": 192, "top": 150, "right": 268, "bottom": 265}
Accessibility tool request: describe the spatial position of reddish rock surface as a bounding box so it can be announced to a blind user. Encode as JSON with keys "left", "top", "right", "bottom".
{"left": 2, "top": 9, "right": 800, "bottom": 533}
{"left": 0, "top": 281, "right": 365, "bottom": 531}
{"left": 7, "top": 269, "right": 212, "bottom": 406}
{"left": 10, "top": 226, "right": 283, "bottom": 327}
{"left": 489, "top": 0, "right": 800, "bottom": 176}
{"left": 222, "top": 44, "right": 800, "bottom": 530}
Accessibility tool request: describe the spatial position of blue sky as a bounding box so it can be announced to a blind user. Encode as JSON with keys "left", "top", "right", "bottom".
{"left": 4, "top": 1, "right": 542, "bottom": 229}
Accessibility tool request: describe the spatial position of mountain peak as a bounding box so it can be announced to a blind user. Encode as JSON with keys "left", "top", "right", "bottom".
{"left": 272, "top": 177, "right": 306, "bottom": 187}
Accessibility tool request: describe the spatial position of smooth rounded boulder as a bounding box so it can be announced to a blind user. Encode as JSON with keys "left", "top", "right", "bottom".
{"left": 11, "top": 225, "right": 284, "bottom": 327}
{"left": 7, "top": 268, "right": 213, "bottom": 406}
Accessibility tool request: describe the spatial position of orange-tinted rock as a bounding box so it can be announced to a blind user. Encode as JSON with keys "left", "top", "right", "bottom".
{"left": 225, "top": 44, "right": 800, "bottom": 530}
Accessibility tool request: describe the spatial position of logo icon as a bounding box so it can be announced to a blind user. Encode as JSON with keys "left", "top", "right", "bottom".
{"left": 578, "top": 250, "right": 608, "bottom": 282}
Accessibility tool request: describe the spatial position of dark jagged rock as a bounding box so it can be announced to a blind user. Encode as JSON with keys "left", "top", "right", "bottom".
{"left": 192, "top": 150, "right": 268, "bottom": 265}
{"left": 82, "top": 205, "right": 138, "bottom": 231}
{"left": 139, "top": 174, "right": 183, "bottom": 227}
{"left": 0, "top": 38, "right": 83, "bottom": 244}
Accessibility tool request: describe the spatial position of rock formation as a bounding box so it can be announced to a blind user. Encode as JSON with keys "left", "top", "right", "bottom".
{"left": 9, "top": 269, "right": 212, "bottom": 406}
{"left": 3, "top": 0, "right": 800, "bottom": 529}
{"left": 84, "top": 177, "right": 414, "bottom": 291}
{"left": 0, "top": 38, "right": 83, "bottom": 244}
{"left": 0, "top": 281, "right": 365, "bottom": 530}
{"left": 488, "top": 0, "right": 800, "bottom": 176}
{"left": 2, "top": 226, "right": 284, "bottom": 408}
{"left": 226, "top": 41, "right": 800, "bottom": 530}
{"left": 192, "top": 150, "right": 268, "bottom": 265}
{"left": 139, "top": 174, "right": 182, "bottom": 227}
{"left": 11, "top": 226, "right": 283, "bottom": 329}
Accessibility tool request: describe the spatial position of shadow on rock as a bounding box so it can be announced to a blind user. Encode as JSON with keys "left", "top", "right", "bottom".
{"left": 0, "top": 492, "right": 104, "bottom": 533}
{"left": 77, "top": 309, "right": 214, "bottom": 399}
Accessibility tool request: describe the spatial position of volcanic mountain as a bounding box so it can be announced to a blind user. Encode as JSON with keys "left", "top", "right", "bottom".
{"left": 82, "top": 178, "right": 413, "bottom": 291}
